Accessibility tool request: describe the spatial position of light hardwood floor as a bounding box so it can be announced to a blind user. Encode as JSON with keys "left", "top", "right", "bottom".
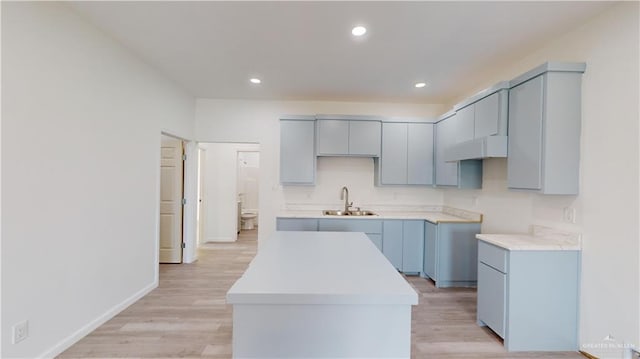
{"left": 60, "top": 229, "right": 583, "bottom": 358}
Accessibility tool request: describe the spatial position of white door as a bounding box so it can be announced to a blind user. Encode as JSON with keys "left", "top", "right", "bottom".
{"left": 197, "top": 148, "right": 206, "bottom": 246}
{"left": 160, "top": 136, "right": 184, "bottom": 263}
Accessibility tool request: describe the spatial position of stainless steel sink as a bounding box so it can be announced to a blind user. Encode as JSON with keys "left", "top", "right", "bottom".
{"left": 322, "top": 209, "right": 377, "bottom": 216}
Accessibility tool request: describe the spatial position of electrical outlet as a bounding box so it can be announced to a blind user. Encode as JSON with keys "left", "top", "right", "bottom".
{"left": 12, "top": 320, "right": 28, "bottom": 344}
{"left": 563, "top": 207, "right": 576, "bottom": 223}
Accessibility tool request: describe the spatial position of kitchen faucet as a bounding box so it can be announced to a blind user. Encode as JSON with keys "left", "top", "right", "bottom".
{"left": 340, "top": 186, "right": 353, "bottom": 212}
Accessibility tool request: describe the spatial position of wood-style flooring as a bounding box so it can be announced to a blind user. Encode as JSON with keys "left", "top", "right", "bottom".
{"left": 59, "top": 229, "right": 583, "bottom": 358}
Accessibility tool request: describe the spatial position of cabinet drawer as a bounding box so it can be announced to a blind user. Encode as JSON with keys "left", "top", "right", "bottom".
{"left": 276, "top": 218, "right": 318, "bottom": 231}
{"left": 478, "top": 240, "right": 507, "bottom": 273}
{"left": 318, "top": 219, "right": 382, "bottom": 234}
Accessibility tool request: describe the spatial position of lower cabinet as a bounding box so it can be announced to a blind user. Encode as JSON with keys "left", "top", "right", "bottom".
{"left": 380, "top": 220, "right": 423, "bottom": 273}
{"left": 422, "top": 221, "right": 480, "bottom": 288}
{"left": 276, "top": 218, "right": 318, "bottom": 231}
{"left": 276, "top": 217, "right": 422, "bottom": 273}
{"left": 477, "top": 240, "right": 580, "bottom": 351}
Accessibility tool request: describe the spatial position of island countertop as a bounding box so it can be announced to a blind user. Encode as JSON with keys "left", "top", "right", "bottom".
{"left": 226, "top": 231, "right": 418, "bottom": 305}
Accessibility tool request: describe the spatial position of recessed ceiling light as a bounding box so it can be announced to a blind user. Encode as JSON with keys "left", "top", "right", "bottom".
{"left": 351, "top": 26, "right": 367, "bottom": 37}
{"left": 249, "top": 78, "right": 261, "bottom": 84}
{"left": 414, "top": 82, "right": 427, "bottom": 88}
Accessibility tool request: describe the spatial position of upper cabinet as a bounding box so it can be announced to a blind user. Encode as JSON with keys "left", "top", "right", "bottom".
{"left": 316, "top": 116, "right": 381, "bottom": 157}
{"left": 507, "top": 62, "right": 585, "bottom": 195}
{"left": 434, "top": 112, "right": 482, "bottom": 188}
{"left": 378, "top": 122, "right": 434, "bottom": 185}
{"left": 280, "top": 116, "right": 316, "bottom": 185}
{"left": 446, "top": 83, "right": 509, "bottom": 161}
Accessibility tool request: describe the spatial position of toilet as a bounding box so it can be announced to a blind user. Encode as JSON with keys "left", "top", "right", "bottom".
{"left": 241, "top": 210, "right": 258, "bottom": 230}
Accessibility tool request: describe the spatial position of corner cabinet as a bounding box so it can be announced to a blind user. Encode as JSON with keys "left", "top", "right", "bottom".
{"left": 434, "top": 112, "right": 482, "bottom": 188}
{"left": 477, "top": 240, "right": 580, "bottom": 351}
{"left": 316, "top": 116, "right": 381, "bottom": 157}
{"left": 422, "top": 221, "right": 480, "bottom": 288}
{"left": 378, "top": 122, "right": 434, "bottom": 185}
{"left": 507, "top": 62, "right": 585, "bottom": 195}
{"left": 280, "top": 117, "right": 316, "bottom": 185}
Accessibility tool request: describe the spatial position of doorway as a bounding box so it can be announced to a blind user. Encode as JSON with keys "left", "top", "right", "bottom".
{"left": 197, "top": 142, "right": 260, "bottom": 244}
{"left": 159, "top": 134, "right": 185, "bottom": 263}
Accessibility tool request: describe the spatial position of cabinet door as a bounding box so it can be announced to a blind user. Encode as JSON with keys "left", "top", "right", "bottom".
{"left": 474, "top": 92, "right": 500, "bottom": 138}
{"left": 280, "top": 120, "right": 315, "bottom": 184}
{"left": 402, "top": 220, "right": 424, "bottom": 273}
{"left": 507, "top": 76, "right": 544, "bottom": 190}
{"left": 276, "top": 218, "right": 318, "bottom": 231}
{"left": 349, "top": 120, "right": 381, "bottom": 156}
{"left": 382, "top": 220, "right": 403, "bottom": 271}
{"left": 407, "top": 123, "right": 434, "bottom": 185}
{"left": 435, "top": 117, "right": 458, "bottom": 186}
{"left": 318, "top": 219, "right": 382, "bottom": 233}
{"left": 437, "top": 223, "right": 479, "bottom": 282}
{"left": 455, "top": 105, "right": 475, "bottom": 143}
{"left": 317, "top": 120, "right": 349, "bottom": 155}
{"left": 477, "top": 262, "right": 506, "bottom": 338}
{"left": 380, "top": 123, "right": 408, "bottom": 184}
{"left": 423, "top": 221, "right": 437, "bottom": 279}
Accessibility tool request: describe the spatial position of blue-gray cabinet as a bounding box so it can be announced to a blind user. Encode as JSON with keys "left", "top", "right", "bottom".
{"left": 422, "top": 221, "right": 480, "bottom": 288}
{"left": 477, "top": 240, "right": 580, "bottom": 351}
{"left": 378, "top": 122, "right": 434, "bottom": 185}
{"left": 382, "top": 220, "right": 424, "bottom": 273}
{"left": 316, "top": 118, "right": 381, "bottom": 157}
{"left": 280, "top": 117, "right": 316, "bottom": 185}
{"left": 276, "top": 218, "right": 318, "bottom": 231}
{"left": 382, "top": 221, "right": 404, "bottom": 270}
{"left": 507, "top": 62, "right": 585, "bottom": 195}
{"left": 317, "top": 218, "right": 383, "bottom": 251}
{"left": 434, "top": 112, "right": 482, "bottom": 188}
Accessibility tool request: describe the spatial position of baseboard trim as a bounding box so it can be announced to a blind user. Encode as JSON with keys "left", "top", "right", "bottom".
{"left": 205, "top": 236, "right": 235, "bottom": 242}
{"left": 580, "top": 350, "right": 599, "bottom": 359}
{"left": 38, "top": 280, "right": 158, "bottom": 358}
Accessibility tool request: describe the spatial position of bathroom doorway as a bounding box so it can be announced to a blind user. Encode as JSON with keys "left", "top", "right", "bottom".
{"left": 197, "top": 142, "right": 260, "bottom": 244}
{"left": 237, "top": 151, "right": 260, "bottom": 233}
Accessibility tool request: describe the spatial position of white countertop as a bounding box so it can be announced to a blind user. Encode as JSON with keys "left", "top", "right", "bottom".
{"left": 278, "top": 209, "right": 481, "bottom": 224}
{"left": 476, "top": 226, "right": 581, "bottom": 251}
{"left": 226, "top": 231, "right": 419, "bottom": 305}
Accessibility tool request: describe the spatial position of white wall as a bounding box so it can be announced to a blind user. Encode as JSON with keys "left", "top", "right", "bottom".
{"left": 195, "top": 100, "right": 446, "bottom": 241}
{"left": 1, "top": 3, "right": 195, "bottom": 358}
{"left": 200, "top": 143, "right": 259, "bottom": 242}
{"left": 442, "top": 3, "right": 639, "bottom": 357}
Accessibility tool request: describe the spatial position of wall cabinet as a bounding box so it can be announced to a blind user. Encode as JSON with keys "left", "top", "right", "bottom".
{"left": 422, "top": 221, "right": 480, "bottom": 288}
{"left": 280, "top": 117, "right": 316, "bottom": 185}
{"left": 378, "top": 122, "right": 434, "bottom": 185}
{"left": 381, "top": 220, "right": 424, "bottom": 273}
{"left": 434, "top": 113, "right": 482, "bottom": 188}
{"left": 316, "top": 118, "right": 381, "bottom": 157}
{"left": 477, "top": 240, "right": 580, "bottom": 351}
{"left": 507, "top": 62, "right": 585, "bottom": 194}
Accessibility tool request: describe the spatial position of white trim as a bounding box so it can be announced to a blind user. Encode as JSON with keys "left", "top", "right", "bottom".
{"left": 182, "top": 141, "right": 199, "bottom": 263}
{"left": 37, "top": 281, "right": 158, "bottom": 359}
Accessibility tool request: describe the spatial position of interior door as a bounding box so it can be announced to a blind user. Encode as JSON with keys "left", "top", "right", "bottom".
{"left": 160, "top": 135, "right": 184, "bottom": 263}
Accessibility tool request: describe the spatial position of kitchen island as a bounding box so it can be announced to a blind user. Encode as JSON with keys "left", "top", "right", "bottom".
{"left": 226, "top": 231, "right": 418, "bottom": 358}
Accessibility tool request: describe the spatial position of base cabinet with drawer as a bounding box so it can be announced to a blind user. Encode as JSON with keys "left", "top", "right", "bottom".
{"left": 477, "top": 240, "right": 580, "bottom": 351}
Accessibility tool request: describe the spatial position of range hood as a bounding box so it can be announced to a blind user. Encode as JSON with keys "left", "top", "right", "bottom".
{"left": 444, "top": 81, "right": 509, "bottom": 162}
{"left": 444, "top": 136, "right": 507, "bottom": 162}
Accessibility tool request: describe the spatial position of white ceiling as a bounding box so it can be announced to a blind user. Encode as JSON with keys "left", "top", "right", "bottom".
{"left": 70, "top": 1, "right": 613, "bottom": 104}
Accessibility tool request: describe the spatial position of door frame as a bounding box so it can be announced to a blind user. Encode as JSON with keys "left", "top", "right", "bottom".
{"left": 155, "top": 132, "right": 198, "bottom": 279}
